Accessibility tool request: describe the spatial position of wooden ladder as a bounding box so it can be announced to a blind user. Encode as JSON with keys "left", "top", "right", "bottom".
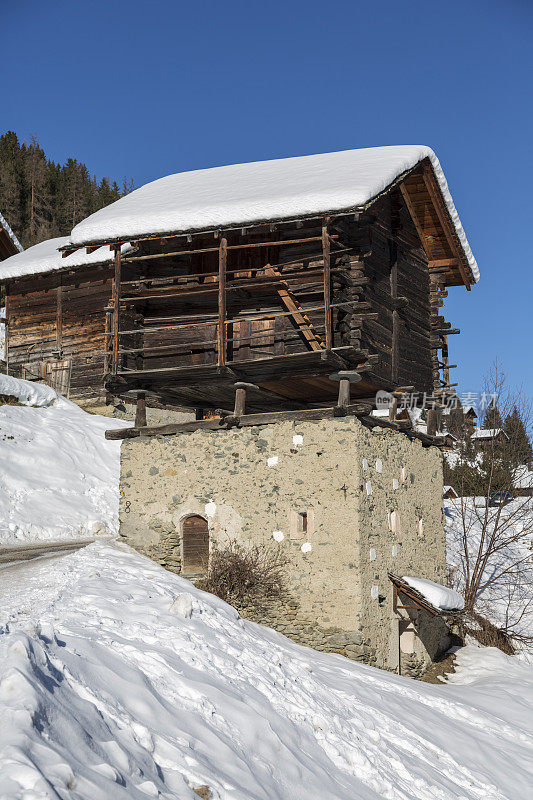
{"left": 263, "top": 266, "right": 326, "bottom": 351}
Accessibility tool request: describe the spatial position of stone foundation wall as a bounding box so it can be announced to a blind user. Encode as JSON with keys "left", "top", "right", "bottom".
{"left": 119, "top": 416, "right": 447, "bottom": 671}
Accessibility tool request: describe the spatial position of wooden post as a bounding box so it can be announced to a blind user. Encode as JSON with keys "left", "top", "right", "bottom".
{"left": 388, "top": 394, "right": 398, "bottom": 423}
{"left": 3, "top": 285, "right": 8, "bottom": 372}
{"left": 390, "top": 240, "right": 399, "bottom": 385}
{"left": 427, "top": 408, "right": 438, "bottom": 437}
{"left": 112, "top": 246, "right": 121, "bottom": 374}
{"left": 135, "top": 392, "right": 147, "bottom": 427}
{"left": 218, "top": 236, "right": 227, "bottom": 366}
{"left": 322, "top": 220, "right": 332, "bottom": 349}
{"left": 329, "top": 370, "right": 361, "bottom": 408}
{"left": 233, "top": 382, "right": 258, "bottom": 416}
{"left": 56, "top": 281, "right": 63, "bottom": 353}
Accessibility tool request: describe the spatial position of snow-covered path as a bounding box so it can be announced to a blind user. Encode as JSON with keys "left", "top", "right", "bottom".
{"left": 1, "top": 541, "right": 532, "bottom": 800}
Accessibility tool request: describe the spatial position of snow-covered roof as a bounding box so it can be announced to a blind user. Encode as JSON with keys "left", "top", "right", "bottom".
{"left": 471, "top": 428, "right": 508, "bottom": 440}
{"left": 67, "top": 145, "right": 479, "bottom": 283}
{"left": 0, "top": 236, "right": 130, "bottom": 280}
{"left": 402, "top": 575, "right": 464, "bottom": 611}
{"left": 371, "top": 408, "right": 390, "bottom": 418}
{"left": 0, "top": 210, "right": 23, "bottom": 254}
{"left": 443, "top": 404, "right": 476, "bottom": 417}
{"left": 443, "top": 485, "right": 458, "bottom": 497}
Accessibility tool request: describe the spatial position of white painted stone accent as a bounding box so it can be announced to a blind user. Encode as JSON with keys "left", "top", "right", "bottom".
{"left": 369, "top": 548, "right": 376, "bottom": 562}
{"left": 272, "top": 530, "right": 285, "bottom": 542}
{"left": 375, "top": 459, "right": 383, "bottom": 473}
{"left": 267, "top": 455, "right": 279, "bottom": 467}
{"left": 301, "top": 542, "right": 312, "bottom": 553}
{"left": 205, "top": 500, "right": 217, "bottom": 517}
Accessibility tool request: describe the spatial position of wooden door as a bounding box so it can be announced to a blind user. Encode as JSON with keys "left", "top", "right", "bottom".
{"left": 43, "top": 359, "right": 72, "bottom": 396}
{"left": 182, "top": 515, "right": 209, "bottom": 574}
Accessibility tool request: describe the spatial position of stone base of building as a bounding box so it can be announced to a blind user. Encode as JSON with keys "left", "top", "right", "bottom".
{"left": 119, "top": 415, "right": 450, "bottom": 674}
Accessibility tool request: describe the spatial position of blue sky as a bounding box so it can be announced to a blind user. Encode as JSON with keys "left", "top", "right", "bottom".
{"left": 2, "top": 0, "right": 532, "bottom": 402}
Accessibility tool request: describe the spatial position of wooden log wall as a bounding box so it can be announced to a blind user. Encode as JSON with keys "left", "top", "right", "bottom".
{"left": 114, "top": 190, "right": 440, "bottom": 402}
{"left": 6, "top": 264, "right": 113, "bottom": 398}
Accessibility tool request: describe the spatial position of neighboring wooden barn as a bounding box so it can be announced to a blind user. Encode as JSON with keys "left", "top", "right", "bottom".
{"left": 0, "top": 237, "right": 128, "bottom": 398}
{"left": 62, "top": 145, "right": 478, "bottom": 416}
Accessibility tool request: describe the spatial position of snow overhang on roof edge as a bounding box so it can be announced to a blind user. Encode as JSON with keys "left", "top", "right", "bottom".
{"left": 65, "top": 147, "right": 479, "bottom": 284}
{"left": 0, "top": 211, "right": 23, "bottom": 253}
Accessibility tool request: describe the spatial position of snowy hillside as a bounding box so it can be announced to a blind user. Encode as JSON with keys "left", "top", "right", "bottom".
{"left": 0, "top": 374, "right": 129, "bottom": 546}
{"left": 1, "top": 541, "right": 532, "bottom": 800}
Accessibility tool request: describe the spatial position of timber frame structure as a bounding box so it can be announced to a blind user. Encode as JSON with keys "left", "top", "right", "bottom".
{"left": 61, "top": 156, "right": 475, "bottom": 414}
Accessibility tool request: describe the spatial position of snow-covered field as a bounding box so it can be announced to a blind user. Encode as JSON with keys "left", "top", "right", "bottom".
{"left": 0, "top": 374, "right": 128, "bottom": 546}
{"left": 1, "top": 376, "right": 532, "bottom": 798}
{"left": 1, "top": 540, "right": 532, "bottom": 800}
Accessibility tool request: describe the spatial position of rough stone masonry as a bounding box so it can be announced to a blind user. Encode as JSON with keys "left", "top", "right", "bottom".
{"left": 119, "top": 416, "right": 450, "bottom": 673}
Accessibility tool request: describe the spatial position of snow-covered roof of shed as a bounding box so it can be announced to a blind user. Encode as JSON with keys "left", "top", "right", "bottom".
{"left": 402, "top": 576, "right": 464, "bottom": 611}
{"left": 0, "top": 211, "right": 23, "bottom": 254}
{"left": 471, "top": 428, "right": 508, "bottom": 440}
{"left": 0, "top": 236, "right": 129, "bottom": 280}
{"left": 67, "top": 145, "right": 479, "bottom": 283}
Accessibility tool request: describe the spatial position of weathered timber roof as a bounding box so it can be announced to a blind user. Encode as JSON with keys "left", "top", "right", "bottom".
{"left": 0, "top": 236, "right": 130, "bottom": 281}
{"left": 66, "top": 146, "right": 479, "bottom": 284}
{"left": 0, "top": 211, "right": 23, "bottom": 260}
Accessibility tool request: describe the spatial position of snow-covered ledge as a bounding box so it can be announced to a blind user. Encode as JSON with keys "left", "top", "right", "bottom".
{"left": 402, "top": 576, "right": 464, "bottom": 612}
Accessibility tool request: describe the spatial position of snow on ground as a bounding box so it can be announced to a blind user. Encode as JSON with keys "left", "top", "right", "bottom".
{"left": 67, "top": 146, "right": 478, "bottom": 282}
{"left": 1, "top": 540, "right": 532, "bottom": 800}
{"left": 0, "top": 375, "right": 129, "bottom": 546}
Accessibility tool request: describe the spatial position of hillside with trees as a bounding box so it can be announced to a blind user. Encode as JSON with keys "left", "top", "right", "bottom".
{"left": 0, "top": 131, "right": 134, "bottom": 248}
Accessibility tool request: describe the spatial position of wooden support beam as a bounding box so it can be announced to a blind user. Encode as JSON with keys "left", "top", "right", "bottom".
{"left": 112, "top": 246, "right": 121, "bottom": 373}
{"left": 56, "top": 282, "right": 63, "bottom": 352}
{"left": 390, "top": 240, "right": 399, "bottom": 385}
{"left": 105, "top": 403, "right": 374, "bottom": 440}
{"left": 422, "top": 166, "right": 471, "bottom": 290}
{"left": 135, "top": 392, "right": 147, "bottom": 427}
{"left": 322, "top": 220, "right": 332, "bottom": 349}
{"left": 217, "top": 236, "right": 227, "bottom": 366}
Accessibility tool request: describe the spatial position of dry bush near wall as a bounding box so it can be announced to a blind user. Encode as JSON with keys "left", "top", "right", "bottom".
{"left": 0, "top": 394, "right": 23, "bottom": 406}
{"left": 461, "top": 610, "right": 516, "bottom": 655}
{"left": 198, "top": 540, "right": 288, "bottom": 606}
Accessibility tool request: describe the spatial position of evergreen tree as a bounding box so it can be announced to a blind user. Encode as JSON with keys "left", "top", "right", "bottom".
{"left": 0, "top": 130, "right": 129, "bottom": 247}
{"left": 23, "top": 135, "right": 53, "bottom": 246}
{"left": 503, "top": 406, "right": 533, "bottom": 467}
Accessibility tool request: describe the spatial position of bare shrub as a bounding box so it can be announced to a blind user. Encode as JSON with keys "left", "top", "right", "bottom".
{"left": 0, "top": 394, "right": 23, "bottom": 406}
{"left": 446, "top": 362, "right": 533, "bottom": 650}
{"left": 198, "top": 540, "right": 287, "bottom": 606}
{"left": 460, "top": 611, "right": 515, "bottom": 655}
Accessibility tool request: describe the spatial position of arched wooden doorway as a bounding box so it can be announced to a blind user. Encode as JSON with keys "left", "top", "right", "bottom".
{"left": 181, "top": 515, "right": 209, "bottom": 575}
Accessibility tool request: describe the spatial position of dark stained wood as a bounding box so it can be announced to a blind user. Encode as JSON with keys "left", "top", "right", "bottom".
{"left": 217, "top": 236, "right": 227, "bottom": 366}
{"left": 112, "top": 247, "right": 121, "bottom": 373}
{"left": 322, "top": 220, "right": 332, "bottom": 349}
{"left": 182, "top": 515, "right": 209, "bottom": 574}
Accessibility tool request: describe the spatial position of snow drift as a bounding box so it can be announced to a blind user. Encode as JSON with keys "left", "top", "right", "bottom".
{"left": 1, "top": 541, "right": 532, "bottom": 799}
{"left": 0, "top": 374, "right": 129, "bottom": 546}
